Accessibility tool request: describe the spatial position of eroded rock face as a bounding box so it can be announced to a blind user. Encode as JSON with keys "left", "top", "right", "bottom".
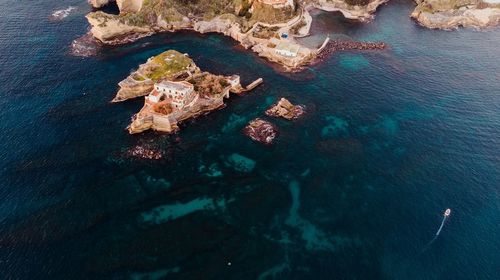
{"left": 114, "top": 78, "right": 155, "bottom": 102}
{"left": 88, "top": 0, "right": 113, "bottom": 9}
{"left": 316, "top": 0, "right": 390, "bottom": 22}
{"left": 88, "top": 0, "right": 143, "bottom": 13}
{"left": 243, "top": 118, "right": 278, "bottom": 144}
{"left": 411, "top": 0, "right": 500, "bottom": 29}
{"left": 123, "top": 50, "right": 254, "bottom": 135}
{"left": 116, "top": 0, "right": 144, "bottom": 13}
{"left": 112, "top": 50, "right": 198, "bottom": 102}
{"left": 265, "top": 98, "right": 305, "bottom": 120}
{"left": 86, "top": 12, "right": 153, "bottom": 44}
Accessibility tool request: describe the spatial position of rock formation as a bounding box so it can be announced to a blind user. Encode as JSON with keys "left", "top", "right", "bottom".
{"left": 88, "top": 0, "right": 113, "bottom": 9}
{"left": 122, "top": 50, "right": 262, "bottom": 134}
{"left": 265, "top": 98, "right": 305, "bottom": 120}
{"left": 116, "top": 0, "right": 144, "bottom": 13}
{"left": 411, "top": 0, "right": 500, "bottom": 29}
{"left": 315, "top": 0, "right": 389, "bottom": 22}
{"left": 84, "top": 0, "right": 390, "bottom": 71}
{"left": 112, "top": 50, "right": 199, "bottom": 102}
{"left": 243, "top": 118, "right": 278, "bottom": 144}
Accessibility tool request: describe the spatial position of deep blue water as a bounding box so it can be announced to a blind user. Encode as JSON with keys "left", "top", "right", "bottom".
{"left": 0, "top": 0, "right": 499, "bottom": 279}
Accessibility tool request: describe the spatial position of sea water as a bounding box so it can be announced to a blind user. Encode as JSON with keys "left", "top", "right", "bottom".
{"left": 0, "top": 0, "right": 499, "bottom": 279}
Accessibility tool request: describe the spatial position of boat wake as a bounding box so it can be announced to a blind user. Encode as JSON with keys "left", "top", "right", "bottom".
{"left": 420, "top": 208, "right": 451, "bottom": 254}
{"left": 50, "top": 6, "right": 77, "bottom": 21}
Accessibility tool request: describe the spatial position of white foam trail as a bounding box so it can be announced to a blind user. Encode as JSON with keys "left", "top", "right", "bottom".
{"left": 420, "top": 212, "right": 450, "bottom": 254}
{"left": 51, "top": 6, "right": 77, "bottom": 20}
{"left": 435, "top": 216, "right": 447, "bottom": 236}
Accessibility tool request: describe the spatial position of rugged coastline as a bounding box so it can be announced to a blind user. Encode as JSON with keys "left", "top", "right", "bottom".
{"left": 119, "top": 50, "right": 262, "bottom": 134}
{"left": 85, "top": 0, "right": 389, "bottom": 71}
{"left": 315, "top": 0, "right": 389, "bottom": 21}
{"left": 265, "top": 97, "right": 305, "bottom": 120}
{"left": 411, "top": 0, "right": 500, "bottom": 29}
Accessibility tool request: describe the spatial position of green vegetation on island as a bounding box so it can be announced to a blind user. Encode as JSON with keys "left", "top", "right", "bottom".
{"left": 146, "top": 50, "right": 194, "bottom": 81}
{"left": 89, "top": 0, "right": 300, "bottom": 29}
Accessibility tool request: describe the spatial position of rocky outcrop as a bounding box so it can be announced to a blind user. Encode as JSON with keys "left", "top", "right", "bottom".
{"left": 265, "top": 98, "right": 305, "bottom": 120}
{"left": 243, "top": 118, "right": 278, "bottom": 144}
{"left": 88, "top": 0, "right": 143, "bottom": 13}
{"left": 125, "top": 145, "right": 164, "bottom": 160}
{"left": 124, "top": 50, "right": 261, "bottom": 134}
{"left": 85, "top": 12, "right": 153, "bottom": 44}
{"left": 128, "top": 95, "right": 226, "bottom": 134}
{"left": 316, "top": 0, "right": 389, "bottom": 22}
{"left": 411, "top": 0, "right": 500, "bottom": 29}
{"left": 84, "top": 0, "right": 390, "bottom": 71}
{"left": 88, "top": 0, "right": 113, "bottom": 9}
{"left": 112, "top": 50, "right": 199, "bottom": 102}
{"left": 114, "top": 78, "right": 155, "bottom": 102}
{"left": 116, "top": 0, "right": 144, "bottom": 13}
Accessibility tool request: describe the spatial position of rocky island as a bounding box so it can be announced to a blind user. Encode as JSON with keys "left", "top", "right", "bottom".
{"left": 411, "top": 0, "right": 500, "bottom": 29}
{"left": 265, "top": 97, "right": 305, "bottom": 120}
{"left": 117, "top": 50, "right": 262, "bottom": 134}
{"left": 243, "top": 118, "right": 279, "bottom": 144}
{"left": 85, "top": 0, "right": 389, "bottom": 71}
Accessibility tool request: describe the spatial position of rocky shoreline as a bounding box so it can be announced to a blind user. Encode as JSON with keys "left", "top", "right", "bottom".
{"left": 315, "top": 0, "right": 389, "bottom": 22}
{"left": 121, "top": 50, "right": 262, "bottom": 134}
{"left": 243, "top": 118, "right": 279, "bottom": 145}
{"left": 411, "top": 0, "right": 500, "bottom": 29}
{"left": 265, "top": 98, "right": 305, "bottom": 120}
{"left": 84, "top": 0, "right": 390, "bottom": 71}
{"left": 112, "top": 51, "right": 200, "bottom": 102}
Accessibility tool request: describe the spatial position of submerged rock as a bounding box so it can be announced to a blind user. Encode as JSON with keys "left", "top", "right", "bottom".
{"left": 265, "top": 98, "right": 305, "bottom": 120}
{"left": 224, "top": 153, "right": 256, "bottom": 173}
{"left": 71, "top": 32, "right": 100, "bottom": 57}
{"left": 50, "top": 6, "right": 77, "bottom": 21}
{"left": 243, "top": 118, "right": 278, "bottom": 145}
{"left": 125, "top": 145, "right": 164, "bottom": 160}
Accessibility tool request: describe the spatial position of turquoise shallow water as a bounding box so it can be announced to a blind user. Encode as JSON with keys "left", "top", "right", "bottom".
{"left": 0, "top": 0, "right": 499, "bottom": 279}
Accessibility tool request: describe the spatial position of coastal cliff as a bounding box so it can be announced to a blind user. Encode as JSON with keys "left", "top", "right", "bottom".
{"left": 411, "top": 0, "right": 500, "bottom": 29}
{"left": 113, "top": 50, "right": 199, "bottom": 102}
{"left": 121, "top": 50, "right": 262, "bottom": 134}
{"left": 315, "top": 0, "right": 389, "bottom": 22}
{"left": 84, "top": 0, "right": 388, "bottom": 71}
{"left": 88, "top": 0, "right": 143, "bottom": 12}
{"left": 116, "top": 0, "right": 144, "bottom": 13}
{"left": 88, "top": 0, "right": 112, "bottom": 8}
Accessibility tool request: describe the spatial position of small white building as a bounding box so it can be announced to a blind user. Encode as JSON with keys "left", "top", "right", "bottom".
{"left": 147, "top": 80, "right": 196, "bottom": 109}
{"left": 275, "top": 41, "right": 300, "bottom": 58}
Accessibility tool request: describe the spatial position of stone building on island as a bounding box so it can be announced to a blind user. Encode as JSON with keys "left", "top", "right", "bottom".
{"left": 147, "top": 80, "right": 197, "bottom": 109}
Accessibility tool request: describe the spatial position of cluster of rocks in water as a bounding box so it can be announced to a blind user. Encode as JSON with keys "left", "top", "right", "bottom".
{"left": 243, "top": 98, "right": 305, "bottom": 145}
{"left": 317, "top": 40, "right": 388, "bottom": 60}
{"left": 243, "top": 118, "right": 278, "bottom": 145}
{"left": 126, "top": 145, "right": 164, "bottom": 160}
{"left": 71, "top": 33, "right": 101, "bottom": 57}
{"left": 265, "top": 97, "right": 305, "bottom": 120}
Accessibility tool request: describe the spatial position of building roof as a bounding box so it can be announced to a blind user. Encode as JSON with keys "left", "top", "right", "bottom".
{"left": 155, "top": 80, "right": 194, "bottom": 91}
{"left": 276, "top": 41, "right": 300, "bottom": 55}
{"left": 150, "top": 89, "right": 161, "bottom": 97}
